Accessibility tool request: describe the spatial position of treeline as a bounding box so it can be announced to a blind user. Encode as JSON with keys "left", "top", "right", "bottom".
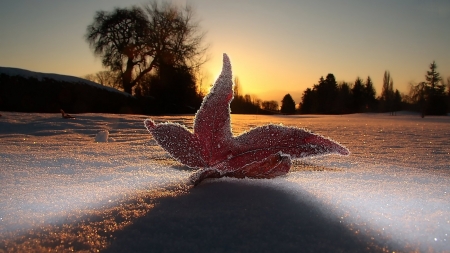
{"left": 299, "top": 74, "right": 378, "bottom": 114}
{"left": 230, "top": 77, "right": 277, "bottom": 115}
{"left": 0, "top": 74, "right": 140, "bottom": 114}
{"left": 299, "top": 61, "right": 449, "bottom": 116}
{"left": 229, "top": 61, "right": 449, "bottom": 116}
{"left": 300, "top": 74, "right": 388, "bottom": 114}
{"left": 3, "top": 0, "right": 448, "bottom": 116}
{"left": 227, "top": 73, "right": 394, "bottom": 115}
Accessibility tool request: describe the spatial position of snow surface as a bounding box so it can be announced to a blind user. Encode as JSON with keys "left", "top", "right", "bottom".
{"left": 0, "top": 112, "right": 449, "bottom": 252}
{"left": 0, "top": 66, "right": 131, "bottom": 97}
{"left": 95, "top": 130, "right": 113, "bottom": 142}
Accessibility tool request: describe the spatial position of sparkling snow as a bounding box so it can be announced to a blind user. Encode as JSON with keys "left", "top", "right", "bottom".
{"left": 0, "top": 112, "right": 449, "bottom": 252}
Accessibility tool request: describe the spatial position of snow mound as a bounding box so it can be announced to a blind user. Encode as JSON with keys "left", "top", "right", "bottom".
{"left": 95, "top": 130, "right": 112, "bottom": 142}
{"left": 0, "top": 66, "right": 131, "bottom": 97}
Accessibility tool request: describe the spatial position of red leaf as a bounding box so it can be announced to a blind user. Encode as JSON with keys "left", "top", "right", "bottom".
{"left": 144, "top": 119, "right": 205, "bottom": 168}
{"left": 224, "top": 152, "right": 292, "bottom": 179}
{"left": 145, "top": 54, "right": 349, "bottom": 185}
{"left": 193, "top": 54, "right": 234, "bottom": 166}
{"left": 190, "top": 152, "right": 291, "bottom": 186}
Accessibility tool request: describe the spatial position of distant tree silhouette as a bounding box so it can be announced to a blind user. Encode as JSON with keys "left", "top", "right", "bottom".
{"left": 299, "top": 88, "right": 315, "bottom": 114}
{"left": 261, "top": 100, "right": 279, "bottom": 112}
{"left": 83, "top": 73, "right": 97, "bottom": 83}
{"left": 424, "top": 61, "right": 446, "bottom": 115}
{"left": 229, "top": 77, "right": 261, "bottom": 114}
{"left": 335, "top": 82, "right": 352, "bottom": 114}
{"left": 408, "top": 61, "right": 447, "bottom": 116}
{"left": 351, "top": 77, "right": 365, "bottom": 113}
{"left": 426, "top": 61, "right": 443, "bottom": 93}
{"left": 299, "top": 74, "right": 340, "bottom": 114}
{"left": 409, "top": 81, "right": 427, "bottom": 117}
{"left": 233, "top": 77, "right": 242, "bottom": 98}
{"left": 135, "top": 63, "right": 201, "bottom": 114}
{"left": 301, "top": 74, "right": 377, "bottom": 114}
{"left": 393, "top": 89, "right": 402, "bottom": 113}
{"left": 83, "top": 70, "right": 122, "bottom": 90}
{"left": 280, "top": 94, "right": 296, "bottom": 114}
{"left": 85, "top": 1, "right": 207, "bottom": 94}
{"left": 96, "top": 70, "right": 122, "bottom": 90}
{"left": 364, "top": 76, "right": 377, "bottom": 111}
{"left": 380, "top": 71, "right": 395, "bottom": 114}
{"left": 314, "top": 74, "right": 338, "bottom": 114}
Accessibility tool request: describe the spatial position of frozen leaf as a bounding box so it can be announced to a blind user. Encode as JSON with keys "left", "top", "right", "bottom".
{"left": 145, "top": 54, "right": 349, "bottom": 185}
{"left": 144, "top": 119, "right": 205, "bottom": 168}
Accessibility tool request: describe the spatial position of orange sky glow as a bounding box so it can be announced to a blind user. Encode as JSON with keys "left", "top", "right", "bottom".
{"left": 0, "top": 0, "right": 449, "bottom": 104}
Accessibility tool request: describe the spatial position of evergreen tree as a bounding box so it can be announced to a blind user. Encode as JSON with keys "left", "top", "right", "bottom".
{"left": 424, "top": 61, "right": 446, "bottom": 115}
{"left": 351, "top": 77, "right": 365, "bottom": 113}
{"left": 280, "top": 94, "right": 296, "bottom": 114}
{"left": 299, "top": 88, "right": 316, "bottom": 114}
{"left": 425, "top": 61, "right": 443, "bottom": 94}
{"left": 364, "top": 76, "right": 377, "bottom": 111}
{"left": 315, "top": 74, "right": 338, "bottom": 113}
{"left": 336, "top": 82, "right": 352, "bottom": 114}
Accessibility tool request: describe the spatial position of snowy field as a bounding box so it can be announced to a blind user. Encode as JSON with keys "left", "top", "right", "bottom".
{"left": 0, "top": 111, "right": 449, "bottom": 252}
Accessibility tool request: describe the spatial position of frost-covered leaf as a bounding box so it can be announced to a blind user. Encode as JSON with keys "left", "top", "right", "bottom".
{"left": 144, "top": 119, "right": 205, "bottom": 168}
{"left": 145, "top": 53, "right": 349, "bottom": 185}
{"left": 193, "top": 54, "right": 234, "bottom": 166}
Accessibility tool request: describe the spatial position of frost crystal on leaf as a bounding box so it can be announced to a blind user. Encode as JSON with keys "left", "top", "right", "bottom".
{"left": 145, "top": 54, "right": 349, "bottom": 186}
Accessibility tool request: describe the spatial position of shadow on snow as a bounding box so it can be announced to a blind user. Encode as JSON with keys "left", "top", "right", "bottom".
{"left": 103, "top": 180, "right": 392, "bottom": 253}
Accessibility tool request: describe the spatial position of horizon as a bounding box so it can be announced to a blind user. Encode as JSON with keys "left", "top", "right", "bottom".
{"left": 0, "top": 0, "right": 449, "bottom": 103}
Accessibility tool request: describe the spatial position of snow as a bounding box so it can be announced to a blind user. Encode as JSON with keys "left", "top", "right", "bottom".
{"left": 95, "top": 130, "right": 113, "bottom": 142}
{"left": 0, "top": 111, "right": 449, "bottom": 252}
{"left": 0, "top": 66, "right": 131, "bottom": 97}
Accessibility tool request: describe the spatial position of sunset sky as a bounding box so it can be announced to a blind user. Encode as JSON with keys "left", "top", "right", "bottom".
{"left": 1, "top": 0, "right": 449, "bottom": 103}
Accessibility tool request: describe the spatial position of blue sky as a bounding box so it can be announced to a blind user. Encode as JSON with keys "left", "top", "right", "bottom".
{"left": 1, "top": 0, "right": 449, "bottom": 102}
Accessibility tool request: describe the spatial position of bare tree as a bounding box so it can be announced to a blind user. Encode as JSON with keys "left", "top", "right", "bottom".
{"left": 409, "top": 81, "right": 427, "bottom": 117}
{"left": 83, "top": 73, "right": 97, "bottom": 83}
{"left": 96, "top": 70, "right": 122, "bottom": 90}
{"left": 233, "top": 76, "right": 242, "bottom": 98}
{"left": 381, "top": 71, "right": 395, "bottom": 114}
{"left": 85, "top": 1, "right": 208, "bottom": 94}
{"left": 83, "top": 71, "right": 122, "bottom": 90}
